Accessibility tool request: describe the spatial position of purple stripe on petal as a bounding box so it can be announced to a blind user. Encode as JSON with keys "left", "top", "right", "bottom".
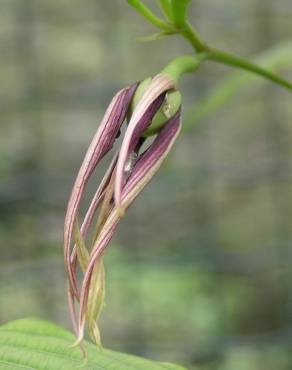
{"left": 69, "top": 152, "right": 119, "bottom": 301}
{"left": 70, "top": 152, "right": 118, "bottom": 260}
{"left": 124, "top": 109, "right": 181, "bottom": 200}
{"left": 77, "top": 151, "right": 118, "bottom": 240}
{"left": 113, "top": 93, "right": 165, "bottom": 201}
{"left": 64, "top": 83, "right": 137, "bottom": 297}
{"left": 114, "top": 74, "right": 175, "bottom": 211}
{"left": 76, "top": 110, "right": 181, "bottom": 341}
{"left": 128, "top": 93, "right": 165, "bottom": 153}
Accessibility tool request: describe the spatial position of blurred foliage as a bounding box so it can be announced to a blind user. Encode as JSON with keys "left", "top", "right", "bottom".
{"left": 0, "top": 0, "right": 292, "bottom": 369}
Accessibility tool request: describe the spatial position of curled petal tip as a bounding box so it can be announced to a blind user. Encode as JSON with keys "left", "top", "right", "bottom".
{"left": 70, "top": 317, "right": 86, "bottom": 349}
{"left": 69, "top": 334, "right": 84, "bottom": 349}
{"left": 68, "top": 342, "right": 87, "bottom": 365}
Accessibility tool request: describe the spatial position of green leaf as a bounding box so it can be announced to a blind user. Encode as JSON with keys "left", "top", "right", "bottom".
{"left": 0, "top": 318, "right": 187, "bottom": 370}
{"left": 184, "top": 40, "right": 292, "bottom": 131}
{"left": 170, "top": 0, "right": 191, "bottom": 27}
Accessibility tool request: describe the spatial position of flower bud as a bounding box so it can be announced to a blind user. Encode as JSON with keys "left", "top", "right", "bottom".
{"left": 129, "top": 76, "right": 182, "bottom": 136}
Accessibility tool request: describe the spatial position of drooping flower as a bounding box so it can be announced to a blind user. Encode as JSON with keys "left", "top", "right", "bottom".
{"left": 63, "top": 73, "right": 182, "bottom": 345}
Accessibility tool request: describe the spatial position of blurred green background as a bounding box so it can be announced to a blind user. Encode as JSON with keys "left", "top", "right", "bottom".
{"left": 0, "top": 1, "right": 292, "bottom": 369}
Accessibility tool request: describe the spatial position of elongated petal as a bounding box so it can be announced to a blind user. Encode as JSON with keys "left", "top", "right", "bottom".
{"left": 76, "top": 219, "right": 117, "bottom": 343}
{"left": 124, "top": 110, "right": 181, "bottom": 198}
{"left": 73, "top": 220, "right": 89, "bottom": 272}
{"left": 79, "top": 152, "right": 118, "bottom": 238}
{"left": 67, "top": 282, "right": 78, "bottom": 335}
{"left": 114, "top": 74, "right": 176, "bottom": 212}
{"left": 77, "top": 110, "right": 181, "bottom": 340}
{"left": 67, "top": 158, "right": 117, "bottom": 336}
{"left": 64, "top": 83, "right": 137, "bottom": 296}
{"left": 86, "top": 258, "right": 105, "bottom": 344}
{"left": 69, "top": 152, "right": 118, "bottom": 276}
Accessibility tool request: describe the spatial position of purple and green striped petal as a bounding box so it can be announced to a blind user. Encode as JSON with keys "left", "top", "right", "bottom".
{"left": 114, "top": 74, "right": 176, "bottom": 213}
{"left": 64, "top": 83, "right": 137, "bottom": 298}
{"left": 76, "top": 110, "right": 181, "bottom": 341}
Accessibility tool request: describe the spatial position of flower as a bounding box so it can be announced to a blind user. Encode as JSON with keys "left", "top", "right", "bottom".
{"left": 63, "top": 73, "right": 182, "bottom": 345}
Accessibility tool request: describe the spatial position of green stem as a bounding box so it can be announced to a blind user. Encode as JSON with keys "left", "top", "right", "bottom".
{"left": 181, "top": 22, "right": 206, "bottom": 53}
{"left": 161, "top": 53, "right": 207, "bottom": 83}
{"left": 184, "top": 40, "right": 292, "bottom": 132}
{"left": 175, "top": 17, "right": 292, "bottom": 92}
{"left": 131, "top": 54, "right": 206, "bottom": 136}
{"left": 207, "top": 48, "right": 292, "bottom": 91}
{"left": 158, "top": 0, "right": 174, "bottom": 21}
{"left": 127, "top": 1, "right": 292, "bottom": 92}
{"left": 127, "top": 0, "right": 174, "bottom": 32}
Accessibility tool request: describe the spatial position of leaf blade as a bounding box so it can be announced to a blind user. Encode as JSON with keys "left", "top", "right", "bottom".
{"left": 0, "top": 318, "right": 187, "bottom": 370}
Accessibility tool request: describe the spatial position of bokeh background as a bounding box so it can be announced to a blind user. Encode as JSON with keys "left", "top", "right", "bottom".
{"left": 1, "top": 1, "right": 292, "bottom": 369}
